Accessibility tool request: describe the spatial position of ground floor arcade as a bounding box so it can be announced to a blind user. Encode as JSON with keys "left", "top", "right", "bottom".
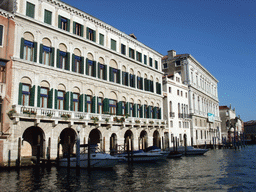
{"left": 2, "top": 120, "right": 169, "bottom": 165}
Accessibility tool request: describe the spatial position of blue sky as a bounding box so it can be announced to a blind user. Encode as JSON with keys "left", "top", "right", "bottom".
{"left": 62, "top": 0, "right": 256, "bottom": 122}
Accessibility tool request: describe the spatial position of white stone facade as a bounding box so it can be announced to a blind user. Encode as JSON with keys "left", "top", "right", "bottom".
{"left": 2, "top": 0, "right": 167, "bottom": 165}
{"left": 162, "top": 50, "right": 221, "bottom": 146}
{"left": 163, "top": 73, "right": 191, "bottom": 147}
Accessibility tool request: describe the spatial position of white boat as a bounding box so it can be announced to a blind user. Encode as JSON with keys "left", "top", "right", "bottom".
{"left": 177, "top": 146, "right": 208, "bottom": 155}
{"left": 144, "top": 146, "right": 170, "bottom": 158}
{"left": 59, "top": 145, "right": 123, "bottom": 168}
{"left": 116, "top": 150, "right": 164, "bottom": 162}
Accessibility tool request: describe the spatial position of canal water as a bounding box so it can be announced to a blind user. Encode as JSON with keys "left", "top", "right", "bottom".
{"left": 1, "top": 145, "right": 256, "bottom": 192}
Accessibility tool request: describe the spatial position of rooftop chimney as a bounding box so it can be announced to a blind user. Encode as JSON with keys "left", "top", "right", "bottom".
{"left": 168, "top": 50, "right": 176, "bottom": 59}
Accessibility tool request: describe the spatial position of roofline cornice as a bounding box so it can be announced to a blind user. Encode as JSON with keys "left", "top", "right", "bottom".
{"left": 45, "top": 0, "right": 163, "bottom": 57}
{"left": 187, "top": 54, "right": 219, "bottom": 83}
{"left": 0, "top": 8, "right": 15, "bottom": 19}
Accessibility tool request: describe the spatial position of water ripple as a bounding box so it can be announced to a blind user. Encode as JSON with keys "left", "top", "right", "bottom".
{"left": 1, "top": 146, "right": 256, "bottom": 191}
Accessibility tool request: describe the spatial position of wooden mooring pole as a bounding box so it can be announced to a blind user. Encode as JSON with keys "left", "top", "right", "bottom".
{"left": 56, "top": 137, "right": 60, "bottom": 168}
{"left": 88, "top": 138, "right": 91, "bottom": 170}
{"left": 36, "top": 135, "right": 41, "bottom": 167}
{"left": 16, "top": 138, "right": 21, "bottom": 169}
{"left": 67, "top": 136, "right": 70, "bottom": 169}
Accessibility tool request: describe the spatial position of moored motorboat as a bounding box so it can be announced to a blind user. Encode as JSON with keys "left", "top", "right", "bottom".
{"left": 144, "top": 146, "right": 170, "bottom": 158}
{"left": 59, "top": 145, "right": 123, "bottom": 168}
{"left": 116, "top": 150, "right": 164, "bottom": 162}
{"left": 177, "top": 146, "right": 208, "bottom": 155}
{"left": 167, "top": 151, "right": 182, "bottom": 159}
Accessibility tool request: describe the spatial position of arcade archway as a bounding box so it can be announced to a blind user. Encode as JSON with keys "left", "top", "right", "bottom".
{"left": 124, "top": 130, "right": 133, "bottom": 151}
{"left": 59, "top": 128, "right": 76, "bottom": 156}
{"left": 139, "top": 130, "right": 148, "bottom": 150}
{"left": 89, "top": 128, "right": 102, "bottom": 149}
{"left": 110, "top": 133, "right": 117, "bottom": 154}
{"left": 22, "top": 126, "right": 45, "bottom": 158}
{"left": 153, "top": 130, "right": 161, "bottom": 148}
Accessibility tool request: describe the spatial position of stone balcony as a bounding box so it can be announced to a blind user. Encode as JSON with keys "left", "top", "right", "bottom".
{"left": 9, "top": 105, "right": 167, "bottom": 129}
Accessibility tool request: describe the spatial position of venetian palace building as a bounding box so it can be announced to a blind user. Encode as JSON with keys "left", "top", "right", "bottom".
{"left": 163, "top": 72, "right": 191, "bottom": 147}
{"left": 0, "top": 0, "right": 167, "bottom": 166}
{"left": 162, "top": 50, "right": 221, "bottom": 147}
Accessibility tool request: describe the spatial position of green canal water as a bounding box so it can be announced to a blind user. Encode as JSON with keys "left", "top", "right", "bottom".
{"left": 1, "top": 145, "right": 256, "bottom": 191}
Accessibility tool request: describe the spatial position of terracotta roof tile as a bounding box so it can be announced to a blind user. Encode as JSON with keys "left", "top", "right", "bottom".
{"left": 219, "top": 106, "right": 229, "bottom": 110}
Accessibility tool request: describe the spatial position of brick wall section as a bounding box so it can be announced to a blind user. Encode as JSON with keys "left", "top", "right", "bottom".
{"left": 0, "top": 141, "right": 3, "bottom": 166}
{"left": 0, "top": 14, "right": 15, "bottom": 133}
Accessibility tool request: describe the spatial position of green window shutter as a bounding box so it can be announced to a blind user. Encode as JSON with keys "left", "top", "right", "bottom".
{"left": 109, "top": 67, "right": 113, "bottom": 82}
{"left": 141, "top": 77, "right": 144, "bottom": 90}
{"left": 67, "top": 19, "right": 70, "bottom": 32}
{"left": 159, "top": 108, "right": 161, "bottom": 119}
{"left": 144, "top": 79, "right": 147, "bottom": 91}
{"left": 97, "top": 97, "right": 99, "bottom": 114}
{"left": 117, "top": 69, "right": 120, "bottom": 84}
{"left": 20, "top": 38, "right": 24, "bottom": 59}
{"left": 39, "top": 44, "right": 43, "bottom": 64}
{"left": 54, "top": 89, "right": 58, "bottom": 109}
{"left": 64, "top": 92, "right": 69, "bottom": 110}
{"left": 147, "top": 106, "right": 150, "bottom": 118}
{"left": 92, "top": 96, "right": 96, "bottom": 113}
{"left": 133, "top": 104, "right": 137, "bottom": 117}
{"left": 155, "top": 61, "right": 158, "bottom": 69}
{"left": 140, "top": 105, "right": 143, "bottom": 118}
{"left": 86, "top": 27, "right": 89, "bottom": 39}
{"left": 73, "top": 21, "right": 76, "bottom": 34}
{"left": 79, "top": 94, "right": 84, "bottom": 112}
{"left": 98, "top": 62, "right": 100, "bottom": 78}
{"left": 93, "top": 61, "right": 97, "bottom": 77}
{"left": 126, "top": 72, "right": 129, "bottom": 86}
{"left": 137, "top": 77, "right": 139, "bottom": 88}
{"left": 44, "top": 10, "right": 52, "bottom": 25}
{"left": 48, "top": 88, "right": 53, "bottom": 109}
{"left": 86, "top": 58, "right": 89, "bottom": 75}
{"left": 159, "top": 84, "right": 161, "bottom": 94}
{"left": 103, "top": 98, "right": 109, "bottom": 113}
{"left": 122, "top": 71, "right": 125, "bottom": 85}
{"left": 93, "top": 30, "right": 96, "bottom": 42}
{"left": 149, "top": 80, "right": 151, "bottom": 92}
{"left": 117, "top": 101, "right": 122, "bottom": 115}
{"left": 104, "top": 65, "right": 107, "bottom": 80}
{"left": 37, "top": 86, "right": 41, "bottom": 107}
{"left": 125, "top": 102, "right": 129, "bottom": 115}
{"left": 33, "top": 42, "right": 37, "bottom": 62}
{"left": 26, "top": 2, "right": 35, "bottom": 18}
{"left": 111, "top": 39, "right": 116, "bottom": 51}
{"left": 58, "top": 15, "right": 61, "bottom": 29}
{"left": 99, "top": 34, "right": 104, "bottom": 45}
{"left": 80, "top": 25, "right": 84, "bottom": 37}
{"left": 18, "top": 83, "right": 23, "bottom": 105}
{"left": 80, "top": 57, "right": 84, "bottom": 74}
{"left": 133, "top": 75, "right": 136, "bottom": 87}
{"left": 84, "top": 94, "right": 87, "bottom": 112}
{"left": 144, "top": 55, "right": 147, "bottom": 65}
{"left": 30, "top": 85, "right": 35, "bottom": 107}
{"left": 51, "top": 47, "right": 55, "bottom": 67}
{"left": 65, "top": 52, "right": 70, "bottom": 71}
{"left": 72, "top": 54, "right": 75, "bottom": 72}
{"left": 129, "top": 74, "right": 132, "bottom": 87}
{"left": 153, "top": 107, "right": 157, "bottom": 119}
{"left": 56, "top": 49, "right": 60, "bottom": 68}
{"left": 70, "top": 92, "right": 73, "bottom": 111}
{"left": 152, "top": 81, "right": 154, "bottom": 92}
{"left": 144, "top": 105, "right": 147, "bottom": 118}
